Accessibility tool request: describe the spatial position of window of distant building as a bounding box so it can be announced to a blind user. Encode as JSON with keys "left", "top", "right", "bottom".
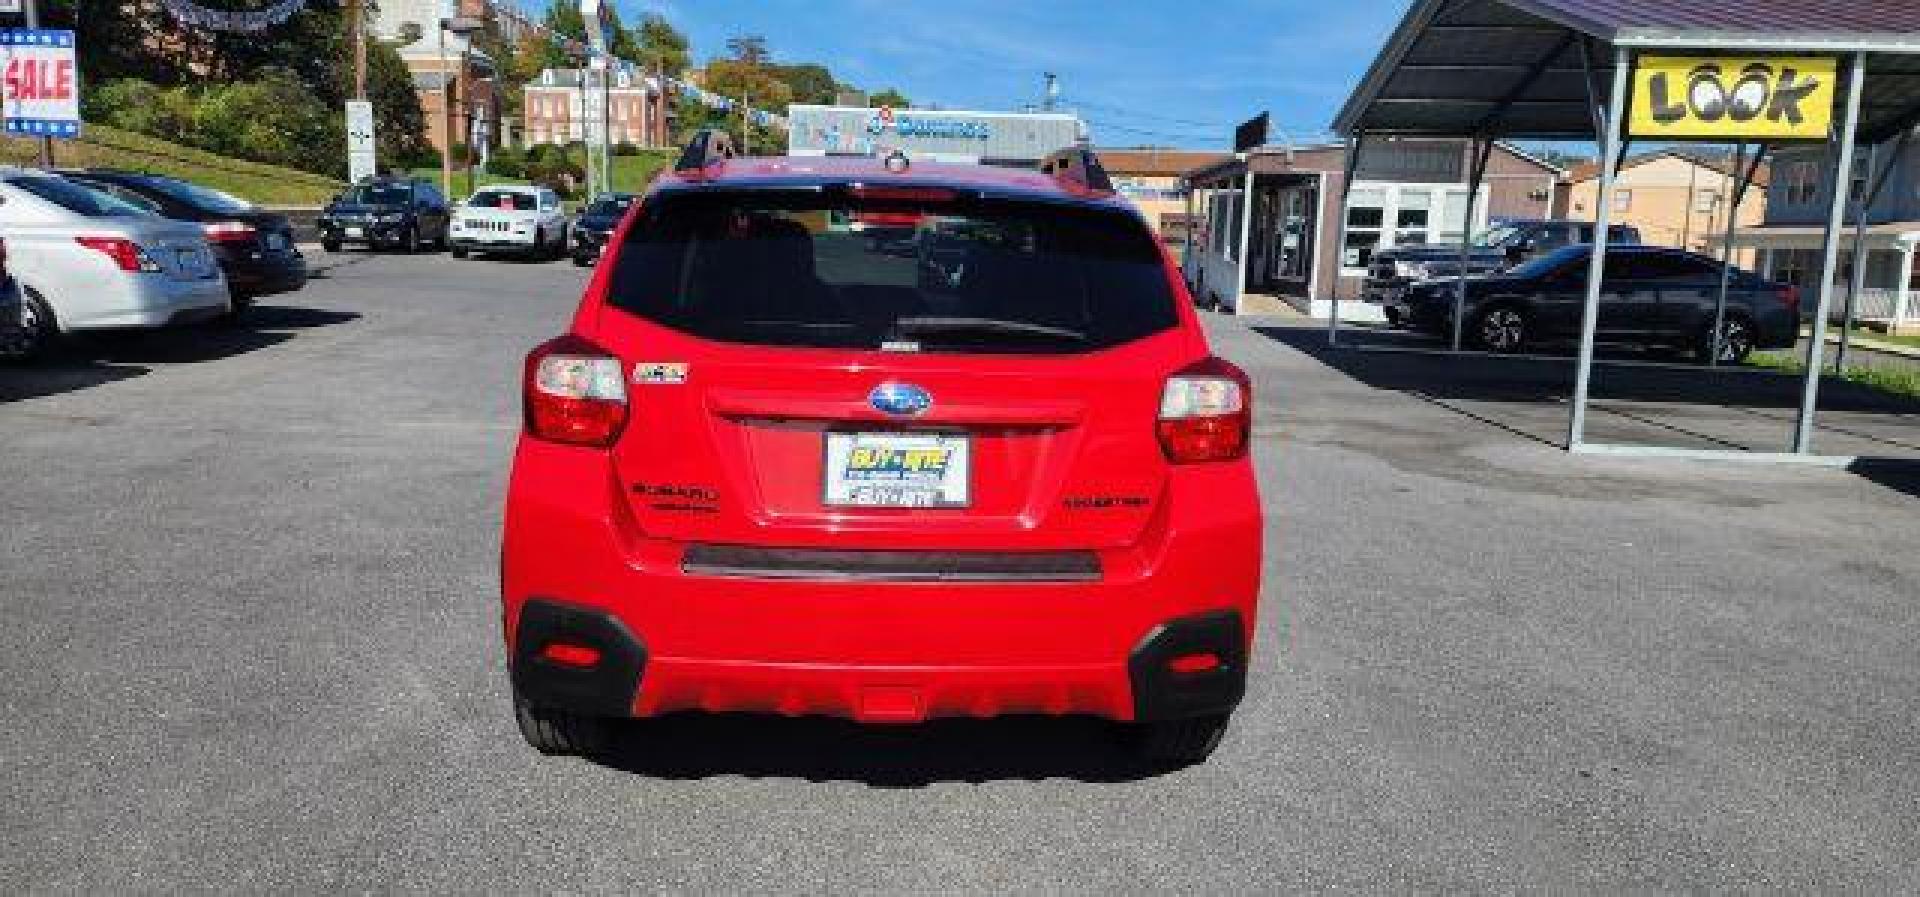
{"left": 1612, "top": 189, "right": 1632, "bottom": 213}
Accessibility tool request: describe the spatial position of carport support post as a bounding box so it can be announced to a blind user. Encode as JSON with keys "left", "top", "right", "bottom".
{"left": 1235, "top": 164, "right": 1256, "bottom": 315}
{"left": 1709, "top": 143, "right": 1768, "bottom": 366}
{"left": 1452, "top": 138, "right": 1493, "bottom": 352}
{"left": 1328, "top": 133, "right": 1363, "bottom": 346}
{"left": 1794, "top": 52, "right": 1868, "bottom": 455}
{"left": 1567, "top": 47, "right": 1631, "bottom": 450}
{"left": 1836, "top": 129, "right": 1912, "bottom": 371}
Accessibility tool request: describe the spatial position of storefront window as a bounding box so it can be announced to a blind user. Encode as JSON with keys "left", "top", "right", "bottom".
{"left": 1394, "top": 189, "right": 1431, "bottom": 246}
{"left": 1343, "top": 187, "right": 1386, "bottom": 270}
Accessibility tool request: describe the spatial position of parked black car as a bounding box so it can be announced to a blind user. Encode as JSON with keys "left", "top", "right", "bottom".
{"left": 1364, "top": 220, "right": 1643, "bottom": 304}
{"left": 60, "top": 169, "right": 308, "bottom": 313}
{"left": 316, "top": 178, "right": 451, "bottom": 253}
{"left": 1386, "top": 245, "right": 1800, "bottom": 363}
{"left": 568, "top": 192, "right": 634, "bottom": 267}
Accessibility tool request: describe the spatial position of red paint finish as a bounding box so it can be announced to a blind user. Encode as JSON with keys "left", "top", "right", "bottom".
{"left": 501, "top": 155, "right": 1264, "bottom": 725}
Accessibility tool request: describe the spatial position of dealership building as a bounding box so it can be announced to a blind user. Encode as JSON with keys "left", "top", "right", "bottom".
{"left": 786, "top": 105, "right": 1087, "bottom": 166}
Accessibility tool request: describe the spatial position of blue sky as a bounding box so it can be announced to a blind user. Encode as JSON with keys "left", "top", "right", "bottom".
{"left": 621, "top": 0, "right": 1413, "bottom": 149}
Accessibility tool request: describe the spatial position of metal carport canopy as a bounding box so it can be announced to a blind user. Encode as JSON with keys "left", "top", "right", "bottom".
{"left": 1333, "top": 0, "right": 1920, "bottom": 144}
{"left": 1329, "top": 0, "right": 1920, "bottom": 463}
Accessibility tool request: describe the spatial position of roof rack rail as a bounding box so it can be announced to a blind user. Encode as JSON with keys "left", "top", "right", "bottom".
{"left": 676, "top": 128, "right": 737, "bottom": 174}
{"left": 1039, "top": 146, "right": 1114, "bottom": 193}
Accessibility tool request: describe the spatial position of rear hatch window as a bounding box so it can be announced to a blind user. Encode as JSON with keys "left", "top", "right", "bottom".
{"left": 605, "top": 188, "right": 1178, "bottom": 354}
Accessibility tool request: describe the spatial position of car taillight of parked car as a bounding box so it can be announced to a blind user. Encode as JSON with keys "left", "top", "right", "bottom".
{"left": 1157, "top": 357, "right": 1253, "bottom": 463}
{"left": 202, "top": 221, "right": 258, "bottom": 244}
{"left": 524, "top": 334, "right": 627, "bottom": 447}
{"left": 74, "top": 236, "right": 162, "bottom": 273}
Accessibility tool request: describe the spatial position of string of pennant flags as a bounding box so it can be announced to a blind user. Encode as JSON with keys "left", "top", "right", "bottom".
{"left": 157, "top": 0, "right": 309, "bottom": 33}
{"left": 665, "top": 76, "right": 787, "bottom": 130}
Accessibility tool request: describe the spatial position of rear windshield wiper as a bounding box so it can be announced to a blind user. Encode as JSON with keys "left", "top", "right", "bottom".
{"left": 893, "top": 316, "right": 1088, "bottom": 343}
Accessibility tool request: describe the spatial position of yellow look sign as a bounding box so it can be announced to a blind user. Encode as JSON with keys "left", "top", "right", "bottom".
{"left": 1629, "top": 56, "right": 1838, "bottom": 140}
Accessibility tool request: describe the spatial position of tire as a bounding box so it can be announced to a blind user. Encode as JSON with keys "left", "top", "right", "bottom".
{"left": 1470, "top": 304, "right": 1529, "bottom": 353}
{"left": 450, "top": 245, "right": 469, "bottom": 259}
{"left": 1, "top": 288, "right": 57, "bottom": 362}
{"left": 1126, "top": 713, "right": 1232, "bottom": 766}
{"left": 400, "top": 226, "right": 419, "bottom": 254}
{"left": 572, "top": 252, "right": 593, "bottom": 268}
{"left": 321, "top": 239, "right": 341, "bottom": 253}
{"left": 1697, "top": 313, "right": 1756, "bottom": 365}
{"left": 513, "top": 692, "right": 611, "bottom": 757}
{"left": 222, "top": 291, "right": 255, "bottom": 324}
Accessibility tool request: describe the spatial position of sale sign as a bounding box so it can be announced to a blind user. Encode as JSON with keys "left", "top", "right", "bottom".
{"left": 1, "top": 30, "right": 80, "bottom": 139}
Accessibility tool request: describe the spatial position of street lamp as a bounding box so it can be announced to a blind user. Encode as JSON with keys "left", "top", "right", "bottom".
{"left": 438, "top": 15, "right": 485, "bottom": 200}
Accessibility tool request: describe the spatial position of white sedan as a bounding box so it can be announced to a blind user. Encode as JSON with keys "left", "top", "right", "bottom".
{"left": 0, "top": 168, "right": 229, "bottom": 359}
{"left": 448, "top": 186, "right": 570, "bottom": 261}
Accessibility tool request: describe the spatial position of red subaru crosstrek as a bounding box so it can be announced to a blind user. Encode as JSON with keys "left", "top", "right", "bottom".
{"left": 501, "top": 134, "right": 1263, "bottom": 765}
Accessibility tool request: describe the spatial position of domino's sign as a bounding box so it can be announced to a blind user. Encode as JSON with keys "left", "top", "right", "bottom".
{"left": 1, "top": 30, "right": 79, "bottom": 139}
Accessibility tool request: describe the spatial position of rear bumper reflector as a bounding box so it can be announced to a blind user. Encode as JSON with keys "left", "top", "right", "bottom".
{"left": 681, "top": 544, "right": 1101, "bottom": 583}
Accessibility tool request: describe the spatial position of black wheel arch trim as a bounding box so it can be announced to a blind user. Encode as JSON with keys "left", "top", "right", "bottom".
{"left": 509, "top": 598, "right": 648, "bottom": 718}
{"left": 1128, "top": 609, "right": 1249, "bottom": 722}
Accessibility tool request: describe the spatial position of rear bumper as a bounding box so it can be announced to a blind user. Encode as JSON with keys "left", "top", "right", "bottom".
{"left": 61, "top": 274, "right": 231, "bottom": 330}
{"left": 501, "top": 440, "right": 1263, "bottom": 724}
{"left": 223, "top": 253, "right": 308, "bottom": 297}
{"left": 511, "top": 597, "right": 1248, "bottom": 724}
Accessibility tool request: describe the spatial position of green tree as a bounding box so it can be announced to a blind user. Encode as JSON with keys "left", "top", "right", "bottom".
{"left": 869, "top": 87, "right": 911, "bottom": 109}
{"left": 539, "top": 0, "right": 588, "bottom": 69}
{"left": 631, "top": 13, "right": 690, "bottom": 74}
{"left": 770, "top": 64, "right": 837, "bottom": 106}
{"left": 361, "top": 38, "right": 429, "bottom": 174}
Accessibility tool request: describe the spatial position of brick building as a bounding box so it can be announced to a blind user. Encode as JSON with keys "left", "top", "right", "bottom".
{"left": 521, "top": 67, "right": 668, "bottom": 148}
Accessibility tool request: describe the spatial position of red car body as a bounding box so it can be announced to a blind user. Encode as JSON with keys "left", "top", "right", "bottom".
{"left": 501, "top": 145, "right": 1263, "bottom": 762}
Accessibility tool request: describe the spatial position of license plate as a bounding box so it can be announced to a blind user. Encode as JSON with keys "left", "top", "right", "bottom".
{"left": 265, "top": 232, "right": 287, "bottom": 251}
{"left": 175, "top": 249, "right": 206, "bottom": 274}
{"left": 345, "top": 226, "right": 363, "bottom": 238}
{"left": 824, "top": 432, "right": 970, "bottom": 508}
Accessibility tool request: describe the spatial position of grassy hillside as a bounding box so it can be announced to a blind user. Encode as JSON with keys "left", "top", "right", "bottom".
{"left": 408, "top": 148, "right": 677, "bottom": 202}
{"left": 0, "top": 125, "right": 344, "bottom": 206}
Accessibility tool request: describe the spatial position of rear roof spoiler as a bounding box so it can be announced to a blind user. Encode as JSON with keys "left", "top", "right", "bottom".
{"left": 676, "top": 129, "right": 737, "bottom": 174}
{"left": 1040, "top": 146, "right": 1114, "bottom": 193}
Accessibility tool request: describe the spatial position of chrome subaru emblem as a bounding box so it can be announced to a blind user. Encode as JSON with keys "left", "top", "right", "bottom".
{"left": 868, "top": 382, "right": 932, "bottom": 417}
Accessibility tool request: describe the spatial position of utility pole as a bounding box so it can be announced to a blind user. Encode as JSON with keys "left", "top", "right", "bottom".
{"left": 24, "top": 0, "right": 50, "bottom": 166}
{"left": 740, "top": 89, "right": 750, "bottom": 155}
{"left": 440, "top": 25, "right": 453, "bottom": 197}
{"left": 348, "top": 0, "right": 367, "bottom": 100}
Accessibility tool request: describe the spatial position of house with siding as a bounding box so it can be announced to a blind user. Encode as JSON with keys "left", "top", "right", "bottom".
{"left": 1736, "top": 138, "right": 1920, "bottom": 333}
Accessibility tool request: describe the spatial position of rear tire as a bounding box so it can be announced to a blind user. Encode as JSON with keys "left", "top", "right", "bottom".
{"left": 513, "top": 692, "right": 611, "bottom": 757}
{"left": 450, "top": 245, "right": 469, "bottom": 259}
{"left": 1470, "top": 304, "right": 1529, "bottom": 353}
{"left": 321, "top": 238, "right": 342, "bottom": 253}
{"left": 1697, "top": 314, "right": 1756, "bottom": 365}
{"left": 1125, "top": 713, "right": 1232, "bottom": 766}
{"left": 1, "top": 288, "right": 58, "bottom": 362}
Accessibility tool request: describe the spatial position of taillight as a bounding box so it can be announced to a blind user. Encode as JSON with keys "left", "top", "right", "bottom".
{"left": 1780, "top": 285, "right": 1802, "bottom": 319}
{"left": 1158, "top": 357, "right": 1252, "bottom": 463}
{"left": 202, "top": 221, "right": 257, "bottom": 243}
{"left": 524, "top": 334, "right": 627, "bottom": 447}
{"left": 74, "top": 236, "right": 161, "bottom": 273}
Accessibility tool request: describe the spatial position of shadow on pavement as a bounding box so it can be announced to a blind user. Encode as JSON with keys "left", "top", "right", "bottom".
{"left": 1, "top": 305, "right": 359, "bottom": 402}
{"left": 590, "top": 712, "right": 1174, "bottom": 786}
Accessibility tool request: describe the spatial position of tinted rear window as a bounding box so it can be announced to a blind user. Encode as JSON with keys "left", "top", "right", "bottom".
{"left": 606, "top": 189, "right": 1178, "bottom": 354}
{"left": 9, "top": 177, "right": 153, "bottom": 218}
{"left": 136, "top": 175, "right": 255, "bottom": 214}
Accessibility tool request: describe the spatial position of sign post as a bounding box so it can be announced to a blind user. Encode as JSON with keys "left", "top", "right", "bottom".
{"left": 579, "top": 0, "right": 615, "bottom": 195}
{"left": 345, "top": 99, "right": 376, "bottom": 183}
{"left": 1, "top": 26, "right": 80, "bottom": 165}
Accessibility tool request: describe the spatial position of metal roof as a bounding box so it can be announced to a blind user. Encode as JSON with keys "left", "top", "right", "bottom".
{"left": 1334, "top": 0, "right": 1920, "bottom": 141}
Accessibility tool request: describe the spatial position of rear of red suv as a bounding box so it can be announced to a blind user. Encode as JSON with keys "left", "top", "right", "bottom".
{"left": 501, "top": 142, "right": 1263, "bottom": 765}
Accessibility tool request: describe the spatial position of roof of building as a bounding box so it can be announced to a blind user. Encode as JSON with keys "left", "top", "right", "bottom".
{"left": 1093, "top": 149, "right": 1231, "bottom": 178}
{"left": 656, "top": 156, "right": 1130, "bottom": 207}
{"left": 1334, "top": 0, "right": 1920, "bottom": 141}
{"left": 1565, "top": 149, "right": 1773, "bottom": 186}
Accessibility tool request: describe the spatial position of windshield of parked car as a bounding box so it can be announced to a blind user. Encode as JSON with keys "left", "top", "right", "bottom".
{"left": 1507, "top": 245, "right": 1588, "bottom": 279}
{"left": 586, "top": 196, "right": 633, "bottom": 217}
{"left": 136, "top": 176, "right": 255, "bottom": 214}
{"left": 10, "top": 176, "right": 154, "bottom": 218}
{"left": 607, "top": 189, "right": 1179, "bottom": 354}
{"left": 470, "top": 190, "right": 538, "bottom": 211}
{"left": 341, "top": 184, "right": 412, "bottom": 206}
{"left": 1470, "top": 225, "right": 1523, "bottom": 249}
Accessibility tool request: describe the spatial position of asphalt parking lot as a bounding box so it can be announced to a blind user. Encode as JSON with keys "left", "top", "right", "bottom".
{"left": 4, "top": 251, "right": 1919, "bottom": 890}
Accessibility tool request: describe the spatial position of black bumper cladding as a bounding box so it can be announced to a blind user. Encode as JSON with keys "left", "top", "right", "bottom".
{"left": 1128, "top": 610, "right": 1249, "bottom": 721}
{"left": 681, "top": 544, "right": 1101, "bottom": 583}
{"left": 510, "top": 599, "right": 648, "bottom": 717}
